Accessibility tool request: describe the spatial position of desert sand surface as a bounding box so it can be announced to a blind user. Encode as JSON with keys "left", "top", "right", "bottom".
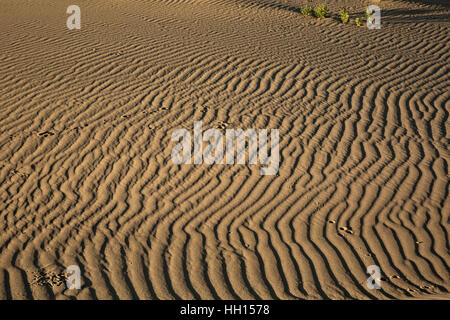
{"left": 0, "top": 0, "right": 449, "bottom": 300}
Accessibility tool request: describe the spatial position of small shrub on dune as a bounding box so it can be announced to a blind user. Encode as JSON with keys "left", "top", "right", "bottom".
{"left": 313, "top": 5, "right": 328, "bottom": 19}
{"left": 366, "top": 7, "right": 373, "bottom": 20}
{"left": 355, "top": 17, "right": 363, "bottom": 26}
{"left": 300, "top": 6, "right": 313, "bottom": 17}
{"left": 338, "top": 7, "right": 350, "bottom": 23}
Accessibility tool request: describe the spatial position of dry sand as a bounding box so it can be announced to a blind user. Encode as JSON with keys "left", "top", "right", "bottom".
{"left": 0, "top": 0, "right": 449, "bottom": 299}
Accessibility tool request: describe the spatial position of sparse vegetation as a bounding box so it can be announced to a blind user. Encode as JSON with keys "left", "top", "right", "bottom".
{"left": 338, "top": 7, "right": 349, "bottom": 24}
{"left": 313, "top": 5, "right": 328, "bottom": 19}
{"left": 300, "top": 6, "right": 313, "bottom": 17}
{"left": 299, "top": 5, "right": 366, "bottom": 28}
{"left": 366, "top": 7, "right": 373, "bottom": 20}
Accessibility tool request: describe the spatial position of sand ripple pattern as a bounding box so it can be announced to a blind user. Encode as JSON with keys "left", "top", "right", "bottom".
{"left": 0, "top": 0, "right": 449, "bottom": 299}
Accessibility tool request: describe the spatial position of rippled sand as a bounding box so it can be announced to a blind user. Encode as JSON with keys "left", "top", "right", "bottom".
{"left": 0, "top": 0, "right": 449, "bottom": 299}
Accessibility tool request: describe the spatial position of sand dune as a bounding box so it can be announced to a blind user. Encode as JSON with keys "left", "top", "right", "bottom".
{"left": 0, "top": 0, "right": 449, "bottom": 299}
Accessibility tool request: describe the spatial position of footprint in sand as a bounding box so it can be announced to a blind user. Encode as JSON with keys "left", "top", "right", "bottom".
{"left": 38, "top": 131, "right": 55, "bottom": 138}
{"left": 339, "top": 226, "right": 354, "bottom": 234}
{"left": 72, "top": 124, "right": 88, "bottom": 132}
{"left": 31, "top": 268, "right": 68, "bottom": 288}
{"left": 216, "top": 121, "right": 232, "bottom": 130}
{"left": 420, "top": 285, "right": 434, "bottom": 291}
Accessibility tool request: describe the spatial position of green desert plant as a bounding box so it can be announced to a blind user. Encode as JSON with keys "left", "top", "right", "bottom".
{"left": 366, "top": 7, "right": 373, "bottom": 20}
{"left": 300, "top": 6, "right": 313, "bottom": 17}
{"left": 338, "top": 7, "right": 350, "bottom": 23}
{"left": 313, "top": 5, "right": 328, "bottom": 19}
{"left": 355, "top": 17, "right": 363, "bottom": 26}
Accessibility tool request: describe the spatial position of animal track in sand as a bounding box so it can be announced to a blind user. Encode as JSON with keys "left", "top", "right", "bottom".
{"left": 216, "top": 121, "right": 233, "bottom": 130}
{"left": 338, "top": 226, "right": 354, "bottom": 234}
{"left": 73, "top": 124, "right": 89, "bottom": 131}
{"left": 37, "top": 131, "right": 55, "bottom": 137}
{"left": 31, "top": 268, "right": 68, "bottom": 288}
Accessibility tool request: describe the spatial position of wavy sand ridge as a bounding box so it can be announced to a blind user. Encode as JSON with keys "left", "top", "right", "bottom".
{"left": 0, "top": 0, "right": 449, "bottom": 299}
